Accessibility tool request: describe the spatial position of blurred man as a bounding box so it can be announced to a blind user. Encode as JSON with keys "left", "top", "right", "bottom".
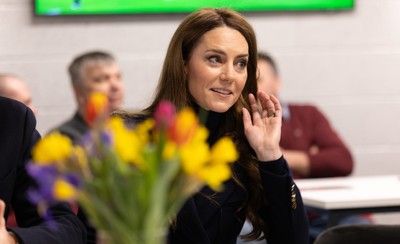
{"left": 257, "top": 52, "right": 353, "bottom": 179}
{"left": 0, "top": 74, "right": 37, "bottom": 115}
{"left": 49, "top": 50, "right": 124, "bottom": 143}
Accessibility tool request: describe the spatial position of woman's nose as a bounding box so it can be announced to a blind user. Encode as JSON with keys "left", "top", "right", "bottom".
{"left": 220, "top": 65, "right": 235, "bottom": 82}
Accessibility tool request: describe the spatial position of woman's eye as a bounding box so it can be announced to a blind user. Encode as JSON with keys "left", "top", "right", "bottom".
{"left": 237, "top": 60, "right": 248, "bottom": 69}
{"left": 208, "top": 56, "right": 220, "bottom": 63}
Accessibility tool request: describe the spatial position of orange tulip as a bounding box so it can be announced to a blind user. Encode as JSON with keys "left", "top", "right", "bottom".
{"left": 167, "top": 107, "right": 199, "bottom": 146}
{"left": 85, "top": 92, "right": 109, "bottom": 127}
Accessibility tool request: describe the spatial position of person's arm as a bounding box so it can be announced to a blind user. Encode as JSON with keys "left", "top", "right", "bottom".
{"left": 8, "top": 104, "right": 87, "bottom": 244}
{"left": 242, "top": 92, "right": 309, "bottom": 243}
{"left": 305, "top": 106, "right": 353, "bottom": 178}
{"left": 281, "top": 105, "right": 353, "bottom": 178}
{"left": 258, "top": 157, "right": 309, "bottom": 244}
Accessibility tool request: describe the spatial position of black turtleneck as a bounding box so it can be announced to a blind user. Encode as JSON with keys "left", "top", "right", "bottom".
{"left": 192, "top": 103, "right": 225, "bottom": 146}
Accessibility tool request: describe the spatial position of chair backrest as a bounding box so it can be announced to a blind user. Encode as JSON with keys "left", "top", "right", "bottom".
{"left": 314, "top": 224, "right": 400, "bottom": 244}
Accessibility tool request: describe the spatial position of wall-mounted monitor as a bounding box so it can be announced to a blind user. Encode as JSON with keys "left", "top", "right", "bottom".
{"left": 35, "top": 0, "right": 354, "bottom": 16}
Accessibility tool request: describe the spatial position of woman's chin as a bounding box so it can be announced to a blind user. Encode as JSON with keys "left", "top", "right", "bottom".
{"left": 208, "top": 104, "right": 232, "bottom": 113}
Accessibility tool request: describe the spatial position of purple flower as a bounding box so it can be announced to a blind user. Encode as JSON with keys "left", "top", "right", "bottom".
{"left": 100, "top": 131, "right": 112, "bottom": 147}
{"left": 26, "top": 163, "right": 60, "bottom": 229}
{"left": 64, "top": 173, "right": 82, "bottom": 188}
{"left": 26, "top": 163, "right": 58, "bottom": 205}
{"left": 81, "top": 132, "right": 95, "bottom": 154}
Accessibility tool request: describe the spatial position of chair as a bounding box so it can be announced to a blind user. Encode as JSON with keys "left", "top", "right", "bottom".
{"left": 314, "top": 224, "right": 400, "bottom": 244}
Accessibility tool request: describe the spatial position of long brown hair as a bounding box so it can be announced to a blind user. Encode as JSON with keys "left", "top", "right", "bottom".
{"left": 125, "top": 8, "right": 267, "bottom": 241}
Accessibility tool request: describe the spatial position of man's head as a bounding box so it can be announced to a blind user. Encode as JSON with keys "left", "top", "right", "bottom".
{"left": 257, "top": 52, "right": 281, "bottom": 97}
{"left": 68, "top": 51, "right": 124, "bottom": 115}
{"left": 0, "top": 74, "right": 37, "bottom": 114}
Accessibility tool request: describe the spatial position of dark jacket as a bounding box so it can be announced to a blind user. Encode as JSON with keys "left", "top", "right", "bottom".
{"left": 48, "top": 111, "right": 89, "bottom": 144}
{"left": 168, "top": 158, "right": 309, "bottom": 244}
{"left": 0, "top": 96, "right": 87, "bottom": 244}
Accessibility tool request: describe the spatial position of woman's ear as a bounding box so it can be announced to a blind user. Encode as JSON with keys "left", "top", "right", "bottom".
{"left": 184, "top": 62, "right": 190, "bottom": 82}
{"left": 183, "top": 62, "right": 188, "bottom": 76}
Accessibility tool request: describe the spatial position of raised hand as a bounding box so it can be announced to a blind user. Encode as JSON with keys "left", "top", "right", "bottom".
{"left": 242, "top": 91, "right": 282, "bottom": 162}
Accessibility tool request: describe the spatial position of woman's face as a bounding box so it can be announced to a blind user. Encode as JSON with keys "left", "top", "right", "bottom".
{"left": 185, "top": 26, "right": 249, "bottom": 112}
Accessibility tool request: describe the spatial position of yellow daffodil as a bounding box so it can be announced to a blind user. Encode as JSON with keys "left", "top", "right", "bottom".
{"left": 162, "top": 141, "right": 178, "bottom": 161}
{"left": 180, "top": 140, "right": 210, "bottom": 174}
{"left": 53, "top": 178, "right": 77, "bottom": 201}
{"left": 181, "top": 135, "right": 238, "bottom": 190}
{"left": 135, "top": 119, "right": 154, "bottom": 145}
{"left": 179, "top": 126, "right": 210, "bottom": 173}
{"left": 109, "top": 117, "right": 143, "bottom": 165}
{"left": 72, "top": 146, "right": 88, "bottom": 167}
{"left": 32, "top": 132, "right": 73, "bottom": 164}
{"left": 209, "top": 137, "right": 239, "bottom": 164}
{"left": 198, "top": 164, "right": 232, "bottom": 191}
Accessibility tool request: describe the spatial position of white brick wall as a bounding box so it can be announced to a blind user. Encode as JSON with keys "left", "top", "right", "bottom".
{"left": 1, "top": 1, "right": 399, "bottom": 183}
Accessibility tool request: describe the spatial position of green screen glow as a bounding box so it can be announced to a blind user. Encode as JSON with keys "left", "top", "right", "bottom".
{"left": 35, "top": 0, "right": 354, "bottom": 16}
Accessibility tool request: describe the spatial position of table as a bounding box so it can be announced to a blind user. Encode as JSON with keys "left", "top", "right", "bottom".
{"left": 295, "top": 175, "right": 400, "bottom": 227}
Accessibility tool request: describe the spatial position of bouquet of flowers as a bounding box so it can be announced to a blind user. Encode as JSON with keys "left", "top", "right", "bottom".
{"left": 27, "top": 92, "right": 238, "bottom": 244}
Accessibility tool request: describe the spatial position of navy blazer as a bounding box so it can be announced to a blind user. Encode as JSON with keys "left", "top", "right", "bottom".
{"left": 168, "top": 158, "right": 309, "bottom": 244}
{"left": 0, "top": 96, "right": 87, "bottom": 243}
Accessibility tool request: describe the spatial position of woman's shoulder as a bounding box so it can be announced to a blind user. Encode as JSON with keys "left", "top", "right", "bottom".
{"left": 0, "top": 96, "right": 35, "bottom": 125}
{"left": 0, "top": 96, "right": 28, "bottom": 113}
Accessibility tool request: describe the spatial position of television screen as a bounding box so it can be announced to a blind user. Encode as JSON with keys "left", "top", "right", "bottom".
{"left": 35, "top": 0, "right": 354, "bottom": 16}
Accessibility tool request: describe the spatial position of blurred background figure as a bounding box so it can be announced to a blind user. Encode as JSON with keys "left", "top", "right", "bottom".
{"left": 257, "top": 52, "right": 354, "bottom": 179}
{"left": 48, "top": 50, "right": 125, "bottom": 143}
{"left": 0, "top": 73, "right": 37, "bottom": 115}
{"left": 257, "top": 51, "right": 373, "bottom": 242}
{"left": 0, "top": 96, "right": 87, "bottom": 244}
{"left": 0, "top": 73, "right": 38, "bottom": 228}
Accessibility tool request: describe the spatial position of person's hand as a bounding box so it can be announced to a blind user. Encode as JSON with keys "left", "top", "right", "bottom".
{"left": 281, "top": 145, "right": 319, "bottom": 177}
{"left": 0, "top": 200, "right": 17, "bottom": 244}
{"left": 242, "top": 91, "right": 282, "bottom": 161}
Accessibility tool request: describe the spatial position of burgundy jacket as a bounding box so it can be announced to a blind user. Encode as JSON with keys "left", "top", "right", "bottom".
{"left": 281, "top": 104, "right": 353, "bottom": 179}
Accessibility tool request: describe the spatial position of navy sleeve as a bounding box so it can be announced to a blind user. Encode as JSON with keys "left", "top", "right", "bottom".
{"left": 259, "top": 156, "right": 309, "bottom": 244}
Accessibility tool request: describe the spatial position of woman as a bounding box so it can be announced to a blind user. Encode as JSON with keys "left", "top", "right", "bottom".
{"left": 120, "top": 8, "right": 309, "bottom": 244}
